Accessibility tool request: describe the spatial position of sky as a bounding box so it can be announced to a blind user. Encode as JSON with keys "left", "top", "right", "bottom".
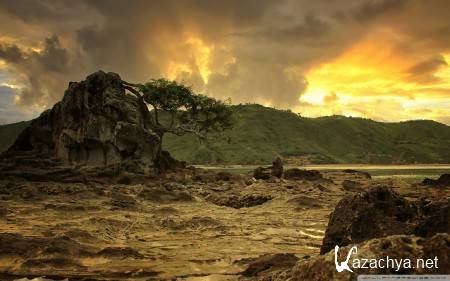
{"left": 0, "top": 0, "right": 449, "bottom": 124}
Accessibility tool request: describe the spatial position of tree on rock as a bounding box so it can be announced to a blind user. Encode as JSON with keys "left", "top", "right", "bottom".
{"left": 120, "top": 78, "right": 233, "bottom": 165}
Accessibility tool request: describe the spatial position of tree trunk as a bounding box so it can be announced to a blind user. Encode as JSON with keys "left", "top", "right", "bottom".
{"left": 154, "top": 132, "right": 165, "bottom": 173}
{"left": 153, "top": 132, "right": 185, "bottom": 173}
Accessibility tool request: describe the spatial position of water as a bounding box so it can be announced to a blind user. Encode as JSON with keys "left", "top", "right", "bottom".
{"left": 195, "top": 164, "right": 450, "bottom": 180}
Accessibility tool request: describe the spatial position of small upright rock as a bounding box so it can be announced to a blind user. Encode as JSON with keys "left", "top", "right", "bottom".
{"left": 271, "top": 157, "right": 284, "bottom": 178}
{"left": 253, "top": 157, "right": 284, "bottom": 179}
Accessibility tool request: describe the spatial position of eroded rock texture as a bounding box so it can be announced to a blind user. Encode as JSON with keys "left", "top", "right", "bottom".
{"left": 265, "top": 234, "right": 450, "bottom": 281}
{"left": 320, "top": 185, "right": 450, "bottom": 254}
{"left": 4, "top": 71, "right": 161, "bottom": 174}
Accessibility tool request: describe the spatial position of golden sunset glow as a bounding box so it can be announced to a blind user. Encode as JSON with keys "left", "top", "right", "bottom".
{"left": 186, "top": 37, "right": 213, "bottom": 84}
{"left": 165, "top": 36, "right": 213, "bottom": 84}
{"left": 299, "top": 32, "right": 450, "bottom": 123}
{"left": 0, "top": 0, "right": 449, "bottom": 124}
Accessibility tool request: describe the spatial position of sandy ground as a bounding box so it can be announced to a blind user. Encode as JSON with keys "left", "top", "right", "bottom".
{"left": 0, "top": 169, "right": 448, "bottom": 280}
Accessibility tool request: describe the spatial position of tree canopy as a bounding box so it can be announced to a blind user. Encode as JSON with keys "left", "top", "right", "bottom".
{"left": 120, "top": 78, "right": 233, "bottom": 141}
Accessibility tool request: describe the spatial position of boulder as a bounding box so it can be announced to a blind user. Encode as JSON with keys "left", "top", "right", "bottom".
{"left": 265, "top": 233, "right": 450, "bottom": 281}
{"left": 284, "top": 168, "right": 322, "bottom": 181}
{"left": 271, "top": 157, "right": 284, "bottom": 178}
{"left": 415, "top": 198, "right": 450, "bottom": 237}
{"left": 320, "top": 185, "right": 450, "bottom": 254}
{"left": 2, "top": 71, "right": 167, "bottom": 174}
{"left": 320, "top": 186, "right": 418, "bottom": 254}
{"left": 422, "top": 173, "right": 450, "bottom": 187}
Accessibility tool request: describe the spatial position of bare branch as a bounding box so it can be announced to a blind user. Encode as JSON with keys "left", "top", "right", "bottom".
{"left": 120, "top": 83, "right": 158, "bottom": 129}
{"left": 122, "top": 84, "right": 142, "bottom": 99}
{"left": 121, "top": 80, "right": 142, "bottom": 88}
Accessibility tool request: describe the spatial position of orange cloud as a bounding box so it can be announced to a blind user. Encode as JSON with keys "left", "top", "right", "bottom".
{"left": 299, "top": 29, "right": 450, "bottom": 123}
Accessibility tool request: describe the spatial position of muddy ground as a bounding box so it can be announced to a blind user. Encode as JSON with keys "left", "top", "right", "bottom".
{"left": 0, "top": 168, "right": 448, "bottom": 280}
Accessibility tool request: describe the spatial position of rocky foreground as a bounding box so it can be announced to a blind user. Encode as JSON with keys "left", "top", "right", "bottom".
{"left": 0, "top": 71, "right": 448, "bottom": 280}
{"left": 0, "top": 167, "right": 449, "bottom": 280}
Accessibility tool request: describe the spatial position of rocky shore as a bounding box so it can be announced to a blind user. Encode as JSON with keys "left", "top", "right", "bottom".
{"left": 0, "top": 72, "right": 448, "bottom": 280}
{"left": 0, "top": 164, "right": 448, "bottom": 280}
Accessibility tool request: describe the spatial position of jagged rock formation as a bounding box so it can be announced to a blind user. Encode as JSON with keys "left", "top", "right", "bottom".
{"left": 241, "top": 185, "right": 450, "bottom": 280}
{"left": 1, "top": 71, "right": 181, "bottom": 176}
{"left": 320, "top": 185, "right": 450, "bottom": 254}
{"left": 252, "top": 233, "right": 450, "bottom": 281}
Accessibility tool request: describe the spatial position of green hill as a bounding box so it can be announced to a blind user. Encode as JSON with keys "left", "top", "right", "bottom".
{"left": 163, "top": 104, "right": 450, "bottom": 164}
{"left": 1, "top": 104, "right": 450, "bottom": 164}
{"left": 0, "top": 121, "right": 30, "bottom": 153}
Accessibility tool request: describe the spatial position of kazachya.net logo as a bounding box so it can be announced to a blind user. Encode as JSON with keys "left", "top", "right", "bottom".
{"left": 334, "top": 245, "right": 439, "bottom": 273}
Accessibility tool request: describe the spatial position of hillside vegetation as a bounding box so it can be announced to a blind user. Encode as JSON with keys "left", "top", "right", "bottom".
{"left": 1, "top": 104, "right": 450, "bottom": 164}
{"left": 0, "top": 121, "right": 30, "bottom": 153}
{"left": 163, "top": 104, "right": 450, "bottom": 164}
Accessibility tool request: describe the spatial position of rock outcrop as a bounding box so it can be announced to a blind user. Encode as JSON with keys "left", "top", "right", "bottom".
{"left": 258, "top": 233, "right": 450, "bottom": 281}
{"left": 422, "top": 173, "right": 450, "bottom": 187}
{"left": 320, "top": 185, "right": 450, "bottom": 254}
{"left": 1, "top": 71, "right": 178, "bottom": 175}
{"left": 415, "top": 198, "right": 450, "bottom": 237}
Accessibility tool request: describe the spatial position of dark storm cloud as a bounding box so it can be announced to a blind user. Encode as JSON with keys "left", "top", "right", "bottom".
{"left": 0, "top": 43, "right": 24, "bottom": 63}
{"left": 0, "top": 0, "right": 91, "bottom": 24}
{"left": 350, "top": 0, "right": 409, "bottom": 22}
{"left": 74, "top": 0, "right": 278, "bottom": 80}
{"left": 37, "top": 36, "right": 69, "bottom": 72}
{"left": 0, "top": 35, "right": 79, "bottom": 107}
{"left": 72, "top": 0, "right": 308, "bottom": 107}
{"left": 0, "top": 0, "right": 449, "bottom": 122}
{"left": 243, "top": 13, "right": 330, "bottom": 43}
{"left": 75, "top": 23, "right": 162, "bottom": 83}
{"left": 207, "top": 59, "right": 308, "bottom": 107}
{"left": 0, "top": 35, "right": 68, "bottom": 71}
